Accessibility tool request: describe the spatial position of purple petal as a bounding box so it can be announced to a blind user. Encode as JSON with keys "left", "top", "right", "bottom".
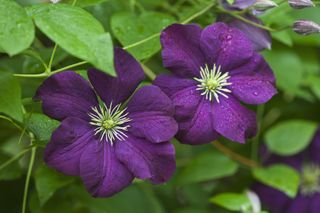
{"left": 200, "top": 22, "right": 253, "bottom": 71}
{"left": 253, "top": 183, "right": 290, "bottom": 213}
{"left": 44, "top": 117, "right": 93, "bottom": 176}
{"left": 153, "top": 74, "right": 201, "bottom": 121}
{"left": 212, "top": 95, "right": 257, "bottom": 143}
{"left": 115, "top": 133, "right": 175, "bottom": 184}
{"left": 176, "top": 99, "right": 220, "bottom": 145}
{"left": 35, "top": 71, "right": 98, "bottom": 121}
{"left": 80, "top": 140, "right": 134, "bottom": 197}
{"left": 88, "top": 48, "right": 144, "bottom": 106}
{"left": 218, "top": 14, "right": 272, "bottom": 51}
{"left": 221, "top": 0, "right": 256, "bottom": 10}
{"left": 160, "top": 24, "right": 205, "bottom": 78}
{"left": 127, "top": 85, "right": 178, "bottom": 143}
{"left": 229, "top": 54, "right": 277, "bottom": 104}
{"left": 286, "top": 195, "right": 310, "bottom": 213}
{"left": 311, "top": 194, "right": 320, "bottom": 213}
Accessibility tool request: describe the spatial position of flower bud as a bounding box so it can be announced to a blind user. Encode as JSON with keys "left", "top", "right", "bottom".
{"left": 293, "top": 20, "right": 320, "bottom": 35}
{"left": 253, "top": 0, "right": 278, "bottom": 11}
{"left": 288, "top": 0, "right": 315, "bottom": 9}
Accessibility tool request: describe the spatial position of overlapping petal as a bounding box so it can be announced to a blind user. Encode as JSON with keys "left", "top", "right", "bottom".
{"left": 35, "top": 71, "right": 98, "bottom": 121}
{"left": 154, "top": 74, "right": 201, "bottom": 120}
{"left": 286, "top": 195, "right": 310, "bottom": 213}
{"left": 80, "top": 141, "right": 134, "bottom": 198}
{"left": 200, "top": 22, "right": 253, "bottom": 71}
{"left": 115, "top": 133, "right": 175, "bottom": 184}
{"left": 229, "top": 54, "right": 277, "bottom": 104}
{"left": 212, "top": 95, "right": 257, "bottom": 143}
{"left": 127, "top": 85, "right": 178, "bottom": 143}
{"left": 88, "top": 48, "right": 145, "bottom": 106}
{"left": 44, "top": 117, "right": 93, "bottom": 176}
{"left": 160, "top": 24, "right": 205, "bottom": 78}
{"left": 176, "top": 99, "right": 220, "bottom": 145}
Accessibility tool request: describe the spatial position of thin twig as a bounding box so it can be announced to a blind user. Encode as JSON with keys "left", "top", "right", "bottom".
{"left": 212, "top": 141, "right": 260, "bottom": 168}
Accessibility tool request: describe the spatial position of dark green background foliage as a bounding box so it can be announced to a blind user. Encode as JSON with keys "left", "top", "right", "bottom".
{"left": 0, "top": 0, "right": 320, "bottom": 212}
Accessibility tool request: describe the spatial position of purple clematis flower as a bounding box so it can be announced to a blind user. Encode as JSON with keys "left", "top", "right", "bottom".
{"left": 219, "top": 0, "right": 272, "bottom": 51}
{"left": 154, "top": 22, "right": 277, "bottom": 145}
{"left": 254, "top": 128, "right": 320, "bottom": 213}
{"left": 35, "top": 48, "right": 178, "bottom": 197}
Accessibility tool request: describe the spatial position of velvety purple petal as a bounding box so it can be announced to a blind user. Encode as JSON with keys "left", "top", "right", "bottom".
{"left": 221, "top": 0, "right": 256, "bottom": 10}
{"left": 200, "top": 22, "right": 253, "bottom": 71}
{"left": 229, "top": 54, "right": 277, "bottom": 104}
{"left": 253, "top": 183, "right": 290, "bottom": 213}
{"left": 286, "top": 195, "right": 310, "bottom": 213}
{"left": 127, "top": 85, "right": 178, "bottom": 143}
{"left": 79, "top": 140, "right": 134, "bottom": 197}
{"left": 88, "top": 48, "right": 144, "bottom": 106}
{"left": 212, "top": 95, "right": 257, "bottom": 143}
{"left": 176, "top": 99, "right": 220, "bottom": 145}
{"left": 115, "top": 133, "right": 175, "bottom": 184}
{"left": 218, "top": 14, "right": 272, "bottom": 51}
{"left": 35, "top": 71, "right": 98, "bottom": 121}
{"left": 153, "top": 74, "right": 201, "bottom": 121}
{"left": 44, "top": 117, "right": 93, "bottom": 176}
{"left": 161, "top": 24, "right": 205, "bottom": 78}
{"left": 310, "top": 193, "right": 320, "bottom": 213}
{"left": 308, "top": 128, "right": 320, "bottom": 164}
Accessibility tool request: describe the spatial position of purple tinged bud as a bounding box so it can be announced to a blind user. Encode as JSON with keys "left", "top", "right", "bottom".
{"left": 253, "top": 0, "right": 278, "bottom": 11}
{"left": 288, "top": 0, "right": 315, "bottom": 9}
{"left": 293, "top": 20, "right": 320, "bottom": 35}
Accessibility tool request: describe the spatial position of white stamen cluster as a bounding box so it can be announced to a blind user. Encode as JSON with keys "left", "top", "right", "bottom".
{"left": 88, "top": 103, "right": 131, "bottom": 145}
{"left": 300, "top": 163, "right": 320, "bottom": 196}
{"left": 194, "top": 64, "right": 232, "bottom": 103}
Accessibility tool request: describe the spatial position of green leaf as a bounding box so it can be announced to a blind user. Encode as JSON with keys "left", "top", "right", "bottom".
{"left": 64, "top": 0, "right": 109, "bottom": 7}
{"left": 28, "top": 4, "right": 115, "bottom": 75}
{"left": 0, "top": 0, "right": 35, "bottom": 56}
{"left": 176, "top": 150, "right": 239, "bottom": 185}
{"left": 210, "top": 193, "right": 251, "bottom": 211}
{"left": 111, "top": 11, "right": 175, "bottom": 60}
{"left": 253, "top": 164, "right": 300, "bottom": 198}
{"left": 25, "top": 113, "right": 60, "bottom": 145}
{"left": 0, "top": 152, "right": 22, "bottom": 181}
{"left": 0, "top": 71, "right": 23, "bottom": 122}
{"left": 265, "top": 120, "right": 317, "bottom": 156}
{"left": 35, "top": 164, "right": 74, "bottom": 206}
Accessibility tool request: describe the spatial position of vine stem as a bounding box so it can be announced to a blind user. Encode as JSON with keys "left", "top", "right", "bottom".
{"left": 21, "top": 146, "right": 36, "bottom": 213}
{"left": 0, "top": 147, "right": 33, "bottom": 171}
{"left": 251, "top": 104, "right": 265, "bottom": 161}
{"left": 212, "top": 141, "right": 260, "bottom": 168}
{"left": 47, "top": 43, "right": 58, "bottom": 73}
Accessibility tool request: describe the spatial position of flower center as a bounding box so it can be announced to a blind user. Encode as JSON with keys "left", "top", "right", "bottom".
{"left": 88, "top": 103, "right": 131, "bottom": 145}
{"left": 300, "top": 163, "right": 320, "bottom": 196}
{"left": 194, "top": 64, "right": 232, "bottom": 103}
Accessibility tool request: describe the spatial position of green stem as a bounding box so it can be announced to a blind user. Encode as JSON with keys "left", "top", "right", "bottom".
{"left": 72, "top": 0, "right": 77, "bottom": 6}
{"left": 50, "top": 61, "right": 88, "bottom": 75}
{"left": 123, "top": 33, "right": 160, "bottom": 50}
{"left": 141, "top": 64, "right": 156, "bottom": 80}
{"left": 47, "top": 44, "right": 58, "bottom": 73}
{"left": 251, "top": 104, "right": 265, "bottom": 161}
{"left": 219, "top": 8, "right": 276, "bottom": 31}
{"left": 13, "top": 72, "right": 47, "bottom": 78}
{"left": 21, "top": 146, "right": 36, "bottom": 213}
{"left": 181, "top": 2, "right": 217, "bottom": 24}
{"left": 0, "top": 115, "right": 23, "bottom": 132}
{"left": 0, "top": 148, "right": 32, "bottom": 171}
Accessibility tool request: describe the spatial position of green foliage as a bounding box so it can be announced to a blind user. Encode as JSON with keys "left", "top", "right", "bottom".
{"left": 265, "top": 120, "right": 317, "bottom": 156}
{"left": 35, "top": 164, "right": 74, "bottom": 205}
{"left": 0, "top": 0, "right": 35, "bottom": 56}
{"left": 111, "top": 11, "right": 175, "bottom": 60}
{"left": 253, "top": 164, "right": 300, "bottom": 198}
{"left": 210, "top": 192, "right": 251, "bottom": 212}
{"left": 176, "top": 150, "right": 239, "bottom": 185}
{"left": 25, "top": 113, "right": 60, "bottom": 146}
{"left": 0, "top": 71, "right": 23, "bottom": 122}
{"left": 27, "top": 3, "right": 115, "bottom": 75}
